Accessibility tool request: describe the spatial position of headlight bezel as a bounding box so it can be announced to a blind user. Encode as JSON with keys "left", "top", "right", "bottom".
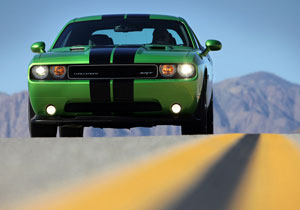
{"left": 50, "top": 66, "right": 67, "bottom": 79}
{"left": 177, "top": 64, "right": 196, "bottom": 78}
{"left": 31, "top": 65, "right": 49, "bottom": 80}
{"left": 159, "top": 64, "right": 177, "bottom": 78}
{"left": 30, "top": 65, "right": 67, "bottom": 80}
{"left": 158, "top": 63, "right": 196, "bottom": 78}
{"left": 30, "top": 63, "right": 196, "bottom": 80}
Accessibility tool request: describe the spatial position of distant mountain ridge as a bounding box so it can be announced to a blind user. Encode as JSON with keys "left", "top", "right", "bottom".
{"left": 214, "top": 71, "right": 300, "bottom": 133}
{"left": 0, "top": 91, "right": 28, "bottom": 138}
{"left": 1, "top": 71, "right": 300, "bottom": 137}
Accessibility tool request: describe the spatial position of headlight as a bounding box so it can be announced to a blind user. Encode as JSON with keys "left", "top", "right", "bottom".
{"left": 159, "top": 64, "right": 176, "bottom": 77}
{"left": 177, "top": 64, "right": 195, "bottom": 78}
{"left": 31, "top": 66, "right": 49, "bottom": 79}
{"left": 50, "top": 66, "right": 66, "bottom": 79}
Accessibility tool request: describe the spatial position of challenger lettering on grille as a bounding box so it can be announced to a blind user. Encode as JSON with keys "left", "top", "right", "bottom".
{"left": 74, "top": 72, "right": 99, "bottom": 76}
{"left": 68, "top": 65, "right": 158, "bottom": 79}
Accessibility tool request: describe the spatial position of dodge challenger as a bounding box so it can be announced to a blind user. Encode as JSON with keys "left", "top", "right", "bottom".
{"left": 28, "top": 14, "right": 222, "bottom": 137}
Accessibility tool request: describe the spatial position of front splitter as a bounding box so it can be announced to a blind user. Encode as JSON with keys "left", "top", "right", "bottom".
{"left": 31, "top": 115, "right": 199, "bottom": 129}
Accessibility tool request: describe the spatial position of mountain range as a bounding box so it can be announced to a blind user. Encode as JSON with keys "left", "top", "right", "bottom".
{"left": 1, "top": 71, "right": 300, "bottom": 138}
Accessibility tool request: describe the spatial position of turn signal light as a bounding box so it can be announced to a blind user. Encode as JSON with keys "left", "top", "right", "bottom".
{"left": 159, "top": 65, "right": 176, "bottom": 77}
{"left": 50, "top": 66, "right": 66, "bottom": 79}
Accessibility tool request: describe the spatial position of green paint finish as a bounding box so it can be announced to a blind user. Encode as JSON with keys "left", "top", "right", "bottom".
{"left": 28, "top": 78, "right": 199, "bottom": 116}
{"left": 134, "top": 47, "right": 196, "bottom": 63}
{"left": 31, "top": 42, "right": 46, "bottom": 53}
{"left": 28, "top": 80, "right": 90, "bottom": 115}
{"left": 31, "top": 50, "right": 90, "bottom": 65}
{"left": 205, "top": 40, "right": 222, "bottom": 51}
{"left": 134, "top": 79, "right": 199, "bottom": 114}
{"left": 110, "top": 80, "right": 114, "bottom": 102}
{"left": 50, "top": 46, "right": 90, "bottom": 52}
{"left": 28, "top": 14, "right": 221, "bottom": 127}
{"left": 149, "top": 14, "right": 179, "bottom": 21}
{"left": 110, "top": 47, "right": 117, "bottom": 63}
{"left": 201, "top": 40, "right": 222, "bottom": 56}
{"left": 74, "top": 15, "right": 102, "bottom": 22}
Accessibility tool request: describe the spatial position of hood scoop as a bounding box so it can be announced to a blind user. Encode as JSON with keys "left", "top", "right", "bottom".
{"left": 70, "top": 46, "right": 88, "bottom": 51}
{"left": 148, "top": 45, "right": 174, "bottom": 50}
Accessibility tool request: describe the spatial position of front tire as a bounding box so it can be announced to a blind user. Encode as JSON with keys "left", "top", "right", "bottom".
{"left": 206, "top": 93, "right": 214, "bottom": 134}
{"left": 181, "top": 95, "right": 207, "bottom": 135}
{"left": 181, "top": 72, "right": 214, "bottom": 135}
{"left": 181, "top": 119, "right": 206, "bottom": 135}
{"left": 181, "top": 96, "right": 214, "bottom": 135}
{"left": 59, "top": 126, "right": 84, "bottom": 137}
{"left": 28, "top": 99, "right": 57, "bottom": 137}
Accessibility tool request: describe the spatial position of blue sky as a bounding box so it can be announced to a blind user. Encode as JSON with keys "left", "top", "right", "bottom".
{"left": 1, "top": 0, "right": 300, "bottom": 94}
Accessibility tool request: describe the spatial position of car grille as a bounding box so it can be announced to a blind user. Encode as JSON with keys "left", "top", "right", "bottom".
{"left": 68, "top": 64, "right": 158, "bottom": 79}
{"left": 64, "top": 102, "right": 162, "bottom": 113}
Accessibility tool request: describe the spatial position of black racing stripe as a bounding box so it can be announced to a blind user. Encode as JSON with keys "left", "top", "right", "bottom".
{"left": 90, "top": 80, "right": 111, "bottom": 103}
{"left": 89, "top": 47, "right": 113, "bottom": 64}
{"left": 113, "top": 80, "right": 134, "bottom": 102}
{"left": 126, "top": 14, "right": 150, "bottom": 19}
{"left": 113, "top": 47, "right": 140, "bottom": 64}
{"left": 102, "top": 14, "right": 125, "bottom": 19}
{"left": 169, "top": 134, "right": 260, "bottom": 210}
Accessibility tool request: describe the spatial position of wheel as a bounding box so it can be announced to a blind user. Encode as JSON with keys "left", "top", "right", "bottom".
{"left": 59, "top": 126, "right": 84, "bottom": 137}
{"left": 181, "top": 96, "right": 207, "bottom": 135}
{"left": 28, "top": 98, "right": 57, "bottom": 137}
{"left": 206, "top": 92, "right": 214, "bottom": 134}
{"left": 181, "top": 73, "right": 208, "bottom": 135}
{"left": 181, "top": 119, "right": 206, "bottom": 135}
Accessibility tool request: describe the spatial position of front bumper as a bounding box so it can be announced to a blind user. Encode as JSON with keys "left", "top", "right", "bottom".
{"left": 29, "top": 78, "right": 201, "bottom": 117}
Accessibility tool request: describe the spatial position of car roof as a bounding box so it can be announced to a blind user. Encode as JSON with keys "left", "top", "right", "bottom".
{"left": 71, "top": 14, "right": 185, "bottom": 23}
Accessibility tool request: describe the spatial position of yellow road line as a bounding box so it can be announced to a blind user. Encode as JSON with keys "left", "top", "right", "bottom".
{"left": 168, "top": 134, "right": 259, "bottom": 210}
{"left": 14, "top": 134, "right": 243, "bottom": 210}
{"left": 228, "top": 134, "right": 300, "bottom": 210}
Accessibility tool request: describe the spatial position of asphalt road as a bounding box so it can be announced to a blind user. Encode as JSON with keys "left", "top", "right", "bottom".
{"left": 1, "top": 134, "right": 300, "bottom": 210}
{"left": 0, "top": 135, "right": 207, "bottom": 208}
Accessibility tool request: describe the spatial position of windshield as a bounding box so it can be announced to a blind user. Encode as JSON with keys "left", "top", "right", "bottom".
{"left": 53, "top": 19, "right": 193, "bottom": 48}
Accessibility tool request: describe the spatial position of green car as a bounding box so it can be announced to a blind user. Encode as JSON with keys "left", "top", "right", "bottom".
{"left": 28, "top": 14, "right": 221, "bottom": 137}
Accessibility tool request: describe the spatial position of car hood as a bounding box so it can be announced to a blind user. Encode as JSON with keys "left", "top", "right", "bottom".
{"left": 32, "top": 45, "right": 198, "bottom": 65}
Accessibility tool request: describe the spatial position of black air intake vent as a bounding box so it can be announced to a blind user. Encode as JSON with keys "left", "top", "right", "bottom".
{"left": 65, "top": 102, "right": 162, "bottom": 113}
{"left": 148, "top": 46, "right": 167, "bottom": 50}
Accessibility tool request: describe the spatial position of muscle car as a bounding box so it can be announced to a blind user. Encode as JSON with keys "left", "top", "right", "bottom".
{"left": 28, "top": 14, "right": 222, "bottom": 137}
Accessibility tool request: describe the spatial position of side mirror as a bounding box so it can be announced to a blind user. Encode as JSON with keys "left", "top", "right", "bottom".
{"left": 201, "top": 40, "right": 222, "bottom": 56}
{"left": 31, "top": 42, "right": 46, "bottom": 53}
